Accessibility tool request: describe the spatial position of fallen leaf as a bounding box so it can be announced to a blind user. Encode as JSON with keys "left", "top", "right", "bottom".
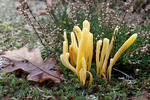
{"left": 2, "top": 47, "right": 43, "bottom": 63}
{"left": 2, "top": 47, "right": 63, "bottom": 83}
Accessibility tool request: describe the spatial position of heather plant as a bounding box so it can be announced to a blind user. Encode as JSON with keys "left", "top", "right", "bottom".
{"left": 15, "top": 0, "right": 149, "bottom": 68}
{"left": 22, "top": 0, "right": 149, "bottom": 66}
{"left": 15, "top": 0, "right": 149, "bottom": 86}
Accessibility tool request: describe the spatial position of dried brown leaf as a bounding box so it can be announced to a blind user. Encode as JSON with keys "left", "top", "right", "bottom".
{"left": 2, "top": 47, "right": 62, "bottom": 83}
{"left": 2, "top": 47, "right": 43, "bottom": 63}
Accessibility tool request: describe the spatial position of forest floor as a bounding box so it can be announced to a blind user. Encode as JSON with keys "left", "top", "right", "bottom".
{"left": 0, "top": 0, "right": 150, "bottom": 100}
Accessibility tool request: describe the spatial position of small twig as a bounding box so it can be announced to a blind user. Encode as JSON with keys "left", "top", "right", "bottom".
{"left": 42, "top": 95, "right": 55, "bottom": 100}
{"left": 25, "top": 1, "right": 45, "bottom": 32}
{"left": 25, "top": 1, "right": 50, "bottom": 45}
{"left": 45, "top": 0, "right": 58, "bottom": 27}
{"left": 113, "top": 68, "right": 134, "bottom": 79}
{"left": 18, "top": 0, "right": 50, "bottom": 50}
{"left": 36, "top": 87, "right": 45, "bottom": 93}
{"left": 34, "top": 87, "right": 55, "bottom": 99}
{"left": 135, "top": 78, "right": 150, "bottom": 98}
{"left": 135, "top": 84, "right": 147, "bottom": 97}
{"left": 18, "top": 2, "right": 46, "bottom": 47}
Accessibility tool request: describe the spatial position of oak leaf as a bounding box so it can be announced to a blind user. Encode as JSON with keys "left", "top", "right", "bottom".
{"left": 2, "top": 47, "right": 43, "bottom": 63}
{"left": 2, "top": 47, "right": 63, "bottom": 83}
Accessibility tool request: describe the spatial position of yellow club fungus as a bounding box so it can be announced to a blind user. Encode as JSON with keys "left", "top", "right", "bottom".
{"left": 73, "top": 26, "right": 81, "bottom": 44}
{"left": 99, "top": 38, "right": 109, "bottom": 77}
{"left": 87, "top": 33, "right": 93, "bottom": 71}
{"left": 96, "top": 40, "right": 102, "bottom": 75}
{"left": 60, "top": 20, "right": 93, "bottom": 86}
{"left": 96, "top": 26, "right": 137, "bottom": 82}
{"left": 107, "top": 34, "right": 137, "bottom": 81}
{"left": 61, "top": 20, "right": 137, "bottom": 86}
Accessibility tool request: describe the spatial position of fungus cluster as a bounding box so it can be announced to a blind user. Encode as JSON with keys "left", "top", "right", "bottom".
{"left": 60, "top": 20, "right": 137, "bottom": 86}
{"left": 96, "top": 27, "right": 137, "bottom": 82}
{"left": 60, "top": 20, "right": 93, "bottom": 86}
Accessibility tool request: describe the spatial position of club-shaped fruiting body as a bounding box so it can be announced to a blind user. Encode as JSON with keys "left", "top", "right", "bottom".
{"left": 107, "top": 33, "right": 137, "bottom": 81}
{"left": 96, "top": 26, "right": 137, "bottom": 82}
{"left": 61, "top": 20, "right": 137, "bottom": 86}
{"left": 60, "top": 20, "right": 93, "bottom": 86}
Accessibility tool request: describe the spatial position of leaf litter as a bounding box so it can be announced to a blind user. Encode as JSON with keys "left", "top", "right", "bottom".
{"left": 1, "top": 47, "right": 63, "bottom": 83}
